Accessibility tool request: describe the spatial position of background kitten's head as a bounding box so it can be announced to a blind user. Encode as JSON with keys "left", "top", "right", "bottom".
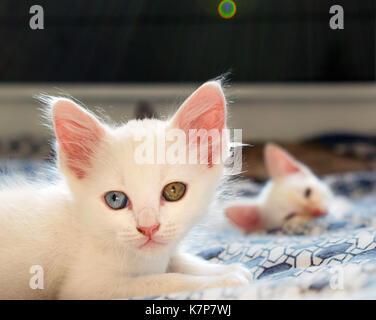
{"left": 47, "top": 81, "right": 228, "bottom": 255}
{"left": 226, "top": 143, "right": 333, "bottom": 232}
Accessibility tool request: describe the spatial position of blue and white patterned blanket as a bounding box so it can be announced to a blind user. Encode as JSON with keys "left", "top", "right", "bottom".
{"left": 173, "top": 172, "right": 376, "bottom": 299}
{"left": 2, "top": 160, "right": 376, "bottom": 299}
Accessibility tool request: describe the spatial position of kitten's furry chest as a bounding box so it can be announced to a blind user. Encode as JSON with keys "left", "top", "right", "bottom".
{"left": 71, "top": 236, "right": 172, "bottom": 278}
{"left": 127, "top": 252, "right": 171, "bottom": 276}
{"left": 58, "top": 241, "right": 172, "bottom": 298}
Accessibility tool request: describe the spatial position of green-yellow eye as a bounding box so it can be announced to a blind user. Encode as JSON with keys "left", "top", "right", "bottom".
{"left": 162, "top": 182, "right": 186, "bottom": 202}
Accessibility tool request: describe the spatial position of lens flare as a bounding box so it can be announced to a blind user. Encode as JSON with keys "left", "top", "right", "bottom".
{"left": 218, "top": 0, "right": 237, "bottom": 19}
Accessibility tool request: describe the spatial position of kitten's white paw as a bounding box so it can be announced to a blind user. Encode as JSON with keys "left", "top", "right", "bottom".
{"left": 215, "top": 271, "right": 250, "bottom": 288}
{"left": 224, "top": 263, "right": 253, "bottom": 282}
{"left": 202, "top": 264, "right": 252, "bottom": 289}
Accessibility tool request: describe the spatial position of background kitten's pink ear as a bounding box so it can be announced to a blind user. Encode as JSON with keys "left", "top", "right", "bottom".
{"left": 170, "top": 81, "right": 226, "bottom": 166}
{"left": 225, "top": 205, "right": 263, "bottom": 232}
{"left": 264, "top": 143, "right": 307, "bottom": 180}
{"left": 52, "top": 98, "right": 105, "bottom": 179}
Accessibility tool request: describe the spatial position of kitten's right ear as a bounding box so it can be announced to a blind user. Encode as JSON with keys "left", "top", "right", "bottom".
{"left": 170, "top": 81, "right": 226, "bottom": 132}
{"left": 51, "top": 98, "right": 105, "bottom": 179}
{"left": 264, "top": 143, "right": 308, "bottom": 180}
{"left": 225, "top": 204, "right": 263, "bottom": 232}
{"left": 169, "top": 81, "right": 227, "bottom": 166}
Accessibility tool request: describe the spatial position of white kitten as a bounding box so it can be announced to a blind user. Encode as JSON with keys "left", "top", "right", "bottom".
{"left": 226, "top": 143, "right": 334, "bottom": 232}
{"left": 0, "top": 81, "right": 250, "bottom": 299}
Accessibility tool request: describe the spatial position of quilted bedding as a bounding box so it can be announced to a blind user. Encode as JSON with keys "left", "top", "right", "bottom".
{"left": 176, "top": 172, "right": 376, "bottom": 300}
{"left": 2, "top": 160, "right": 376, "bottom": 299}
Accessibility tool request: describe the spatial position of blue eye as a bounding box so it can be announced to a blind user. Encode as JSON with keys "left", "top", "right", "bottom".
{"left": 104, "top": 191, "right": 129, "bottom": 210}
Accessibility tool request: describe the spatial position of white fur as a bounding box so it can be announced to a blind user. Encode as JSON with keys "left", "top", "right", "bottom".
{"left": 0, "top": 82, "right": 251, "bottom": 299}
{"left": 226, "top": 144, "right": 337, "bottom": 231}
{"left": 253, "top": 171, "right": 333, "bottom": 229}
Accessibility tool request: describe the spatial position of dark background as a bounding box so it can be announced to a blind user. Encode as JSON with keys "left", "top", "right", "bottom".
{"left": 0, "top": 0, "right": 374, "bottom": 82}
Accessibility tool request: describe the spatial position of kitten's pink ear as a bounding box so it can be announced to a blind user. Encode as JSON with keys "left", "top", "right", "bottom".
{"left": 226, "top": 205, "right": 263, "bottom": 232}
{"left": 171, "top": 81, "right": 226, "bottom": 131}
{"left": 170, "top": 81, "right": 226, "bottom": 166}
{"left": 52, "top": 98, "right": 105, "bottom": 179}
{"left": 264, "top": 143, "right": 307, "bottom": 180}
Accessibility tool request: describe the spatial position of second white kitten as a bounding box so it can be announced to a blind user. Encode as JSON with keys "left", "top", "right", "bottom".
{"left": 226, "top": 143, "right": 335, "bottom": 232}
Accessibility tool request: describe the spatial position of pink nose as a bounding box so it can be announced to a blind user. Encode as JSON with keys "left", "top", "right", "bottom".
{"left": 311, "top": 208, "right": 327, "bottom": 217}
{"left": 137, "top": 224, "right": 160, "bottom": 237}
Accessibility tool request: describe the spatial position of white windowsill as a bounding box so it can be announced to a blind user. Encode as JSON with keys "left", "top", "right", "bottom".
{"left": 0, "top": 83, "right": 375, "bottom": 142}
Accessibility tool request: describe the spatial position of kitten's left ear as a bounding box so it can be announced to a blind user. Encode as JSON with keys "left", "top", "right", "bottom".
{"left": 51, "top": 98, "right": 105, "bottom": 179}
{"left": 264, "top": 143, "right": 309, "bottom": 180}
{"left": 171, "top": 81, "right": 226, "bottom": 131}
{"left": 170, "top": 81, "right": 227, "bottom": 165}
{"left": 226, "top": 204, "right": 263, "bottom": 232}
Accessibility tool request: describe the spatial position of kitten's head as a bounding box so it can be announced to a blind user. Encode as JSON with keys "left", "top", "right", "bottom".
{"left": 48, "top": 81, "right": 228, "bottom": 254}
{"left": 226, "top": 144, "right": 332, "bottom": 232}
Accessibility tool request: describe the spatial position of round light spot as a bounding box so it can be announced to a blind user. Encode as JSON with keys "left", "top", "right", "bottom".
{"left": 218, "top": 0, "right": 237, "bottom": 19}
